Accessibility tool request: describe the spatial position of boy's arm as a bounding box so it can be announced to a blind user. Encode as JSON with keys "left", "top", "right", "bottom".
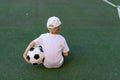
{"left": 23, "top": 41, "right": 35, "bottom": 63}
{"left": 63, "top": 52, "right": 69, "bottom": 57}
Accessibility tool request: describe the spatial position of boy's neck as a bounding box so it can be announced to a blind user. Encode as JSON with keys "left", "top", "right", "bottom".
{"left": 50, "top": 32, "right": 58, "bottom": 35}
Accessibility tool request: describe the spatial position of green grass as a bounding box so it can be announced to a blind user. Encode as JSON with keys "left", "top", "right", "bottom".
{"left": 0, "top": 0, "right": 120, "bottom": 80}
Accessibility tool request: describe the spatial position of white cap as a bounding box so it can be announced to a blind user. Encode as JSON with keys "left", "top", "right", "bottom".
{"left": 47, "top": 16, "right": 62, "bottom": 28}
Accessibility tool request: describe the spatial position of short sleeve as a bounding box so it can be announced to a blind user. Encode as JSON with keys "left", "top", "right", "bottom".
{"left": 33, "top": 34, "right": 43, "bottom": 46}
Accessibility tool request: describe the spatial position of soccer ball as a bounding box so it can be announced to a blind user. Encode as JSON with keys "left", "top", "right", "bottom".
{"left": 27, "top": 46, "right": 44, "bottom": 65}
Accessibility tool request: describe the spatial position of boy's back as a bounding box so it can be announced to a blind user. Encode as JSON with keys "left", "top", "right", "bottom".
{"left": 34, "top": 33, "right": 69, "bottom": 68}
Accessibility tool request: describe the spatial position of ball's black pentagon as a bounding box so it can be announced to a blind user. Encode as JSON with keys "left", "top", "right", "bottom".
{"left": 33, "top": 63, "right": 38, "bottom": 65}
{"left": 34, "top": 54, "right": 40, "bottom": 60}
{"left": 27, "top": 55, "right": 30, "bottom": 61}
{"left": 30, "top": 47, "right": 34, "bottom": 51}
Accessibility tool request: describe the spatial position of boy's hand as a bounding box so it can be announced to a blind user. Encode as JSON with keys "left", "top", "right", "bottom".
{"left": 23, "top": 53, "right": 30, "bottom": 63}
{"left": 23, "top": 41, "right": 35, "bottom": 64}
{"left": 63, "top": 52, "right": 68, "bottom": 57}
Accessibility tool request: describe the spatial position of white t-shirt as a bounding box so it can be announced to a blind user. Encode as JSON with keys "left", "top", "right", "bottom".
{"left": 33, "top": 33, "right": 69, "bottom": 68}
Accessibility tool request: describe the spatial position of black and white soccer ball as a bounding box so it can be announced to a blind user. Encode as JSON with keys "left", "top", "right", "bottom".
{"left": 27, "top": 46, "right": 44, "bottom": 65}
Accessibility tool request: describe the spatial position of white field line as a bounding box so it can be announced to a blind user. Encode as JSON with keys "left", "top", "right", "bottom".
{"left": 117, "top": 6, "right": 120, "bottom": 19}
{"left": 103, "top": 0, "right": 117, "bottom": 7}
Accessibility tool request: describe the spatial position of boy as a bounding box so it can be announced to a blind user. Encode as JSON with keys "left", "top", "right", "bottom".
{"left": 23, "top": 16, "right": 69, "bottom": 68}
